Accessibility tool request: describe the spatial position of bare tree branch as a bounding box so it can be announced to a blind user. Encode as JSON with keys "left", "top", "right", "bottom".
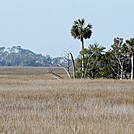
{"left": 58, "top": 64, "right": 71, "bottom": 79}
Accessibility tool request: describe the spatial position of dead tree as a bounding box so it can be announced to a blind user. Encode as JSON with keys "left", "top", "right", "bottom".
{"left": 48, "top": 71, "right": 63, "bottom": 80}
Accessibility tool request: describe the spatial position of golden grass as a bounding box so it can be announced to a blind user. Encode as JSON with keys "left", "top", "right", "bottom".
{"left": 0, "top": 67, "right": 134, "bottom": 134}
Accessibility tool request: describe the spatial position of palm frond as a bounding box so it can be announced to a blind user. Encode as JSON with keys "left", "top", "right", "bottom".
{"left": 71, "top": 18, "right": 92, "bottom": 40}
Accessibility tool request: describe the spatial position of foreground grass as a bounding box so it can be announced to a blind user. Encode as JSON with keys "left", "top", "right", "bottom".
{"left": 0, "top": 67, "right": 134, "bottom": 134}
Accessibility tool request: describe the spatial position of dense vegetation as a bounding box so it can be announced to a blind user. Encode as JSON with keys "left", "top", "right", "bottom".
{"left": 74, "top": 40, "right": 132, "bottom": 80}
{"left": 71, "top": 18, "right": 134, "bottom": 80}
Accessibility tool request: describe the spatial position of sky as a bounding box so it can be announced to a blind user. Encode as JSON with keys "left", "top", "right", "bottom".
{"left": 0, "top": 0, "right": 134, "bottom": 58}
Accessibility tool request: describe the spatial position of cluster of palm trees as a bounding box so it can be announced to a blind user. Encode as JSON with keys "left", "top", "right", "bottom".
{"left": 70, "top": 18, "right": 134, "bottom": 80}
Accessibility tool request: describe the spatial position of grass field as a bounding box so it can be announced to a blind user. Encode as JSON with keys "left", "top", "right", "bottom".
{"left": 0, "top": 67, "right": 134, "bottom": 134}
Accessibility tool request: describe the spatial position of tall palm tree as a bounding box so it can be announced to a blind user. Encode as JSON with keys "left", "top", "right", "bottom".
{"left": 71, "top": 18, "right": 92, "bottom": 77}
{"left": 126, "top": 38, "right": 134, "bottom": 80}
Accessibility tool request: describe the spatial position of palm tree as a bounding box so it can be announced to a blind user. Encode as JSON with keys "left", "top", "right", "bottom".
{"left": 126, "top": 38, "right": 134, "bottom": 80}
{"left": 71, "top": 18, "right": 92, "bottom": 77}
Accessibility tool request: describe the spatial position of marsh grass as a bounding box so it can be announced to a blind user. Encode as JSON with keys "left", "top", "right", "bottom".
{"left": 0, "top": 67, "right": 134, "bottom": 134}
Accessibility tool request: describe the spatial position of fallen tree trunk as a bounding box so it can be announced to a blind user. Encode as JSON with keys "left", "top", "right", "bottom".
{"left": 49, "top": 71, "right": 63, "bottom": 80}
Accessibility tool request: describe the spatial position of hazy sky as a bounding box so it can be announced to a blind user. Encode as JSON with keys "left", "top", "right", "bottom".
{"left": 0, "top": 0, "right": 134, "bottom": 58}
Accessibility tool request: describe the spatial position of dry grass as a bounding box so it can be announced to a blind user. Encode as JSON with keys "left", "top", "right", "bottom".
{"left": 0, "top": 67, "right": 134, "bottom": 134}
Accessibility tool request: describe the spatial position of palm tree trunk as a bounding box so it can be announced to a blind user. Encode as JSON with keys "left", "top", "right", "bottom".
{"left": 131, "top": 54, "right": 134, "bottom": 80}
{"left": 81, "top": 37, "right": 85, "bottom": 78}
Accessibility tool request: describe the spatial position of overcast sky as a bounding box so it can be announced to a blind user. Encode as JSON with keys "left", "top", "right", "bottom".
{"left": 0, "top": 0, "right": 134, "bottom": 58}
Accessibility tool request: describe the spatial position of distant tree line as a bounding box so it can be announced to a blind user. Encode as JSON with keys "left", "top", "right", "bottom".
{"left": 0, "top": 46, "right": 70, "bottom": 67}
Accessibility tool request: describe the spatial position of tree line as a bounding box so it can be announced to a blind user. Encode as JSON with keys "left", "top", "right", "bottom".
{"left": 70, "top": 18, "right": 134, "bottom": 80}
{"left": 0, "top": 46, "right": 70, "bottom": 67}
{"left": 0, "top": 18, "right": 133, "bottom": 80}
